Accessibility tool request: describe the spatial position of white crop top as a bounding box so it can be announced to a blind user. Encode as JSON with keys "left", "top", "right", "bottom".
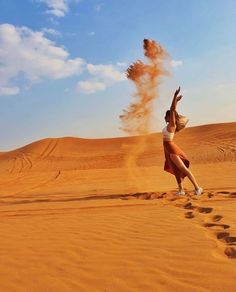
{"left": 162, "top": 126, "right": 174, "bottom": 141}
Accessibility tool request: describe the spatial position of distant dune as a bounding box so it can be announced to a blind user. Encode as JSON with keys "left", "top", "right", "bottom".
{"left": 0, "top": 122, "right": 235, "bottom": 174}
{"left": 0, "top": 122, "right": 235, "bottom": 292}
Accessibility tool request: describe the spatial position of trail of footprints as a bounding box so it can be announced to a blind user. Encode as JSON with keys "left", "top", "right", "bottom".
{"left": 175, "top": 193, "right": 236, "bottom": 259}
{"left": 124, "top": 190, "right": 236, "bottom": 260}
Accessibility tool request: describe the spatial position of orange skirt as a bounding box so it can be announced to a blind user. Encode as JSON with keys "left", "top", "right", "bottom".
{"left": 163, "top": 141, "right": 190, "bottom": 183}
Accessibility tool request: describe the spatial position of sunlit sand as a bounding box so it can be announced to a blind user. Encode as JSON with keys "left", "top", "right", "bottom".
{"left": 0, "top": 122, "right": 235, "bottom": 291}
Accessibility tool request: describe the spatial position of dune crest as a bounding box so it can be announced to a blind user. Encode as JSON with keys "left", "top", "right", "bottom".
{"left": 0, "top": 122, "right": 235, "bottom": 173}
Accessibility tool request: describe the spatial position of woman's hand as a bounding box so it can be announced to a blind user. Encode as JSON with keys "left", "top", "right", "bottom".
{"left": 176, "top": 95, "right": 182, "bottom": 102}
{"left": 170, "top": 86, "right": 182, "bottom": 112}
{"left": 174, "top": 86, "right": 182, "bottom": 102}
{"left": 174, "top": 86, "right": 181, "bottom": 97}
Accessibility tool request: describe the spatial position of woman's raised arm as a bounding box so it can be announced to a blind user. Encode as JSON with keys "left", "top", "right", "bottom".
{"left": 168, "top": 87, "right": 182, "bottom": 131}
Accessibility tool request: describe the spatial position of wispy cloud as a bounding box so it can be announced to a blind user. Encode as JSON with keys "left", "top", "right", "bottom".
{"left": 170, "top": 60, "right": 183, "bottom": 68}
{"left": 38, "top": 0, "right": 68, "bottom": 17}
{"left": 76, "top": 63, "right": 126, "bottom": 94}
{"left": 87, "top": 64, "right": 126, "bottom": 82}
{"left": 36, "top": 0, "right": 80, "bottom": 18}
{"left": 76, "top": 64, "right": 126, "bottom": 94}
{"left": 77, "top": 81, "right": 106, "bottom": 94}
{"left": 42, "top": 27, "right": 61, "bottom": 36}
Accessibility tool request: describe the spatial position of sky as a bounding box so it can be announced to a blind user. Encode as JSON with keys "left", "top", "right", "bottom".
{"left": 0, "top": 0, "right": 235, "bottom": 150}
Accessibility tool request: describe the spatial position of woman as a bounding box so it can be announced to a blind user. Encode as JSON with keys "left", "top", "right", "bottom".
{"left": 162, "top": 86, "right": 203, "bottom": 195}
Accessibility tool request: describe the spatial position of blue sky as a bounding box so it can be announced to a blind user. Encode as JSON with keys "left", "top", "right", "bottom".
{"left": 0, "top": 0, "right": 235, "bottom": 150}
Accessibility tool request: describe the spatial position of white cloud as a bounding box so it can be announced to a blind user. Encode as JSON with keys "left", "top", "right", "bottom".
{"left": 87, "top": 64, "right": 126, "bottom": 82}
{"left": 38, "top": 0, "right": 68, "bottom": 17}
{"left": 170, "top": 60, "right": 183, "bottom": 68}
{"left": 76, "top": 63, "right": 126, "bottom": 94}
{"left": 0, "top": 23, "right": 126, "bottom": 96}
{"left": 0, "top": 23, "right": 84, "bottom": 95}
{"left": 37, "top": 0, "right": 80, "bottom": 18}
{"left": 77, "top": 81, "right": 106, "bottom": 94}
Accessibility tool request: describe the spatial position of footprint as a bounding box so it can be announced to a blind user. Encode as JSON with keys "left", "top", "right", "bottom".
{"left": 184, "top": 211, "right": 194, "bottom": 219}
{"left": 224, "top": 247, "right": 236, "bottom": 259}
{"left": 195, "top": 207, "right": 213, "bottom": 214}
{"left": 167, "top": 195, "right": 180, "bottom": 202}
{"left": 215, "top": 232, "right": 236, "bottom": 244}
{"left": 203, "top": 222, "right": 230, "bottom": 230}
{"left": 216, "top": 231, "right": 230, "bottom": 240}
{"left": 212, "top": 215, "right": 223, "bottom": 222}
{"left": 182, "top": 202, "right": 193, "bottom": 209}
{"left": 150, "top": 193, "right": 164, "bottom": 200}
{"left": 229, "top": 192, "right": 236, "bottom": 198}
{"left": 221, "top": 236, "right": 236, "bottom": 245}
{"left": 136, "top": 193, "right": 151, "bottom": 200}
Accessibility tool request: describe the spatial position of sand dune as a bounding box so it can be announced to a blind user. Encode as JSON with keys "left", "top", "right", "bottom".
{"left": 1, "top": 122, "right": 235, "bottom": 172}
{"left": 0, "top": 122, "right": 235, "bottom": 291}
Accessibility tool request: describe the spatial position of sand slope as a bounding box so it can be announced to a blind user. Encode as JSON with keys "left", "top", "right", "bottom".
{"left": 0, "top": 122, "right": 235, "bottom": 291}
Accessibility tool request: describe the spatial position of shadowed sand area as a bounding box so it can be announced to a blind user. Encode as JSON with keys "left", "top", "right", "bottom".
{"left": 0, "top": 122, "right": 235, "bottom": 291}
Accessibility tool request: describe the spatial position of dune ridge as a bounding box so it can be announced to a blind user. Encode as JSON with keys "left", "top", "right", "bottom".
{"left": 0, "top": 122, "right": 235, "bottom": 173}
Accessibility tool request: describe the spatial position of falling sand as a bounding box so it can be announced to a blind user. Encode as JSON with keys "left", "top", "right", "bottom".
{"left": 0, "top": 122, "right": 236, "bottom": 291}
{"left": 120, "top": 39, "right": 168, "bottom": 135}
{"left": 120, "top": 39, "right": 169, "bottom": 191}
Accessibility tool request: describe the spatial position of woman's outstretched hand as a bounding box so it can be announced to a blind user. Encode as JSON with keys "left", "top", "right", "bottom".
{"left": 174, "top": 86, "right": 182, "bottom": 102}
{"left": 174, "top": 86, "right": 181, "bottom": 97}
{"left": 170, "top": 86, "right": 182, "bottom": 111}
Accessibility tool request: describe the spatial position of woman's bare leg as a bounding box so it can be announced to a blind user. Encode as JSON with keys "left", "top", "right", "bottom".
{"left": 175, "top": 175, "right": 184, "bottom": 192}
{"left": 170, "top": 154, "right": 200, "bottom": 190}
{"left": 178, "top": 182, "right": 183, "bottom": 192}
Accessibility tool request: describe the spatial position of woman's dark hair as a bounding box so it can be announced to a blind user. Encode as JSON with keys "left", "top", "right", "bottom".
{"left": 165, "top": 110, "right": 188, "bottom": 132}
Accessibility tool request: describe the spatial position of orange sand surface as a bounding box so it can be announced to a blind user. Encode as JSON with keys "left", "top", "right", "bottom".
{"left": 0, "top": 122, "right": 235, "bottom": 291}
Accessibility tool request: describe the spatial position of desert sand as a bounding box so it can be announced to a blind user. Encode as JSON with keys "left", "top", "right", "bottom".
{"left": 0, "top": 122, "right": 235, "bottom": 291}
